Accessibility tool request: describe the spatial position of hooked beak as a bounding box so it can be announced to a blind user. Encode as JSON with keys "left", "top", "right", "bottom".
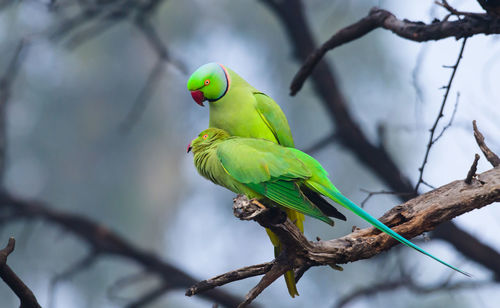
{"left": 187, "top": 142, "right": 192, "bottom": 153}
{"left": 190, "top": 90, "right": 205, "bottom": 107}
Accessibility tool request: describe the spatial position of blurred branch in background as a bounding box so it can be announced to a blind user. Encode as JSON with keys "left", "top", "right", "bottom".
{"left": 49, "top": 0, "right": 184, "bottom": 133}
{"left": 0, "top": 237, "right": 41, "bottom": 308}
{"left": 188, "top": 157, "right": 500, "bottom": 306}
{"left": 0, "top": 0, "right": 499, "bottom": 307}
{"left": 0, "top": 192, "right": 243, "bottom": 307}
{"left": 260, "top": 0, "right": 500, "bottom": 284}
{"left": 414, "top": 39, "right": 467, "bottom": 192}
{"left": 0, "top": 39, "right": 29, "bottom": 181}
{"left": 290, "top": 4, "right": 500, "bottom": 94}
{"left": 334, "top": 266, "right": 488, "bottom": 308}
{"left": 0, "top": 2, "right": 235, "bottom": 306}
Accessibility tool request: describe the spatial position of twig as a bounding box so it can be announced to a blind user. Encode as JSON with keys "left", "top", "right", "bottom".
{"left": 464, "top": 154, "right": 480, "bottom": 184}
{"left": 49, "top": 0, "right": 173, "bottom": 133}
{"left": 0, "top": 238, "right": 41, "bottom": 308}
{"left": 411, "top": 45, "right": 428, "bottom": 105}
{"left": 0, "top": 39, "right": 29, "bottom": 180}
{"left": 48, "top": 251, "right": 99, "bottom": 308}
{"left": 189, "top": 168, "right": 500, "bottom": 303}
{"left": 294, "top": 264, "right": 312, "bottom": 283}
{"left": 0, "top": 192, "right": 243, "bottom": 307}
{"left": 433, "top": 221, "right": 500, "bottom": 281}
{"left": 289, "top": 7, "right": 496, "bottom": 94}
{"left": 334, "top": 275, "right": 487, "bottom": 308}
{"left": 108, "top": 271, "right": 152, "bottom": 302}
{"left": 414, "top": 38, "right": 467, "bottom": 192}
{"left": 186, "top": 262, "right": 273, "bottom": 296}
{"left": 118, "top": 59, "right": 165, "bottom": 133}
{"left": 260, "top": 0, "right": 500, "bottom": 283}
{"left": 238, "top": 260, "right": 290, "bottom": 308}
{"left": 436, "top": 0, "right": 479, "bottom": 20}
{"left": 433, "top": 92, "right": 460, "bottom": 143}
{"left": 304, "top": 132, "right": 339, "bottom": 154}
{"left": 125, "top": 284, "right": 170, "bottom": 308}
{"left": 473, "top": 120, "right": 500, "bottom": 167}
{"left": 359, "top": 189, "right": 413, "bottom": 208}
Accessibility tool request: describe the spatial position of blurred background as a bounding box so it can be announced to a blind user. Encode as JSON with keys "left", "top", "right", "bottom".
{"left": 0, "top": 0, "right": 499, "bottom": 307}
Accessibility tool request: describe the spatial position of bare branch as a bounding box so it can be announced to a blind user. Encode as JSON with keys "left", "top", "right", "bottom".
{"left": 0, "top": 238, "right": 41, "bottom": 308}
{"left": 290, "top": 7, "right": 499, "bottom": 94}
{"left": 0, "top": 39, "right": 29, "bottom": 180}
{"left": 415, "top": 39, "right": 467, "bottom": 192}
{"left": 238, "top": 260, "right": 290, "bottom": 308}
{"left": 0, "top": 192, "right": 243, "bottom": 307}
{"left": 433, "top": 92, "right": 460, "bottom": 143}
{"left": 433, "top": 221, "right": 500, "bottom": 281}
{"left": 473, "top": 120, "right": 500, "bottom": 167}
{"left": 186, "top": 262, "right": 273, "bottom": 297}
{"left": 359, "top": 189, "right": 413, "bottom": 208}
{"left": 304, "top": 132, "right": 339, "bottom": 154}
{"left": 125, "top": 284, "right": 170, "bottom": 308}
{"left": 464, "top": 154, "right": 480, "bottom": 184}
{"left": 118, "top": 60, "right": 165, "bottom": 133}
{"left": 334, "top": 275, "right": 487, "bottom": 308}
{"left": 48, "top": 251, "right": 99, "bottom": 308}
{"left": 108, "top": 271, "right": 151, "bottom": 302}
{"left": 189, "top": 166, "right": 500, "bottom": 303}
{"left": 261, "top": 0, "right": 500, "bottom": 280}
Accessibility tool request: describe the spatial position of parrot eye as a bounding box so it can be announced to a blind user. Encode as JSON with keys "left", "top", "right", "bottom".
{"left": 204, "top": 79, "right": 210, "bottom": 86}
{"left": 202, "top": 134, "right": 208, "bottom": 139}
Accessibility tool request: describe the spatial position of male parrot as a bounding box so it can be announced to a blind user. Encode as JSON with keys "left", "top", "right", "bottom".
{"left": 186, "top": 62, "right": 347, "bottom": 296}
{"left": 187, "top": 128, "right": 470, "bottom": 280}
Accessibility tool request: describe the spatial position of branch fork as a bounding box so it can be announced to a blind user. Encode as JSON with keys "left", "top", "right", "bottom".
{"left": 188, "top": 158, "right": 500, "bottom": 306}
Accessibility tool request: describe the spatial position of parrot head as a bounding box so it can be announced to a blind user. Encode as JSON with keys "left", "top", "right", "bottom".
{"left": 187, "top": 128, "right": 230, "bottom": 153}
{"left": 187, "top": 63, "right": 229, "bottom": 106}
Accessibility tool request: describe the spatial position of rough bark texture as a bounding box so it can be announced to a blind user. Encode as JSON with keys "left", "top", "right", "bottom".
{"left": 260, "top": 0, "right": 500, "bottom": 280}
{"left": 253, "top": 166, "right": 500, "bottom": 265}
{"left": 290, "top": 7, "right": 500, "bottom": 93}
{"left": 188, "top": 166, "right": 500, "bottom": 305}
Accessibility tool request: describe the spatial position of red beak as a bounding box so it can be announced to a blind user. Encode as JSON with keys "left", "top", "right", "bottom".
{"left": 190, "top": 90, "right": 205, "bottom": 107}
{"left": 187, "top": 142, "right": 192, "bottom": 153}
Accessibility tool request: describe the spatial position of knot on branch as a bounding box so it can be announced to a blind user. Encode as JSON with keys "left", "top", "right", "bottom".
{"left": 233, "top": 195, "right": 287, "bottom": 226}
{"left": 189, "top": 162, "right": 500, "bottom": 307}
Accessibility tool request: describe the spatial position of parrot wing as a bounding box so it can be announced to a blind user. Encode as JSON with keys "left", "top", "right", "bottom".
{"left": 216, "top": 139, "right": 333, "bottom": 225}
{"left": 254, "top": 92, "right": 295, "bottom": 148}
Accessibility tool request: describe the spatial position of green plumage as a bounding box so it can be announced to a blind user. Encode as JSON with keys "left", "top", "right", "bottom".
{"left": 188, "top": 63, "right": 307, "bottom": 296}
{"left": 189, "top": 128, "right": 470, "bottom": 277}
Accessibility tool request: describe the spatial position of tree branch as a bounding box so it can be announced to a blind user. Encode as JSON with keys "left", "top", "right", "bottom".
{"left": 290, "top": 7, "right": 500, "bottom": 94}
{"left": 473, "top": 120, "right": 500, "bottom": 167}
{"left": 189, "top": 165, "right": 500, "bottom": 304}
{"left": 465, "top": 154, "right": 480, "bottom": 184}
{"left": 0, "top": 192, "right": 243, "bottom": 307}
{"left": 260, "top": 0, "right": 500, "bottom": 281}
{"left": 414, "top": 39, "right": 467, "bottom": 192}
{"left": 0, "top": 238, "right": 41, "bottom": 308}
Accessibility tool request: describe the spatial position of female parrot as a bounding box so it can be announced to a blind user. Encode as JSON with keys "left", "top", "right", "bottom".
{"left": 187, "top": 128, "right": 470, "bottom": 281}
{"left": 187, "top": 62, "right": 347, "bottom": 296}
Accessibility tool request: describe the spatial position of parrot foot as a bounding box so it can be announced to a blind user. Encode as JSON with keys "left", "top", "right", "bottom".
{"left": 250, "top": 199, "right": 267, "bottom": 210}
{"left": 234, "top": 195, "right": 269, "bottom": 221}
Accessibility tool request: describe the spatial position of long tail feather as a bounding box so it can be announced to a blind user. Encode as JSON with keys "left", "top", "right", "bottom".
{"left": 322, "top": 187, "right": 470, "bottom": 277}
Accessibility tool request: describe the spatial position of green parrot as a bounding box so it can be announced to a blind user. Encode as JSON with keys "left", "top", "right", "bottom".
{"left": 187, "top": 128, "right": 470, "bottom": 281}
{"left": 187, "top": 62, "right": 347, "bottom": 296}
